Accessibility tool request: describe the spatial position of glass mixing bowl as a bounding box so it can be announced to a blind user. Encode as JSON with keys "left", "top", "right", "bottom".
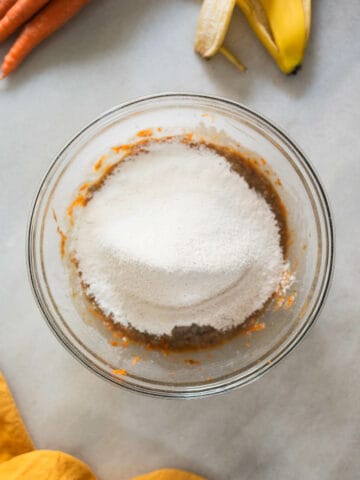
{"left": 27, "top": 93, "right": 334, "bottom": 398}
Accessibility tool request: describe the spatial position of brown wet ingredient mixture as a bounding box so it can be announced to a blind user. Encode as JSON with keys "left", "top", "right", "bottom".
{"left": 83, "top": 293, "right": 271, "bottom": 352}
{"left": 72, "top": 136, "right": 289, "bottom": 352}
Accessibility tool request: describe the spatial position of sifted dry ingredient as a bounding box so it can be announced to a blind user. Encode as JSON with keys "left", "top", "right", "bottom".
{"left": 70, "top": 139, "right": 287, "bottom": 342}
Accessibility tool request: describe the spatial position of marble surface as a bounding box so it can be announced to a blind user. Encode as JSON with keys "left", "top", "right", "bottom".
{"left": 0, "top": 1, "right": 359, "bottom": 478}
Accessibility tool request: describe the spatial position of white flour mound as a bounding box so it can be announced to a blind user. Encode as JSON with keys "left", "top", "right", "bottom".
{"left": 72, "top": 141, "right": 285, "bottom": 335}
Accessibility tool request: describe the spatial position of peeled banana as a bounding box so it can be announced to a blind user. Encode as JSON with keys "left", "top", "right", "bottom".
{"left": 195, "top": 0, "right": 311, "bottom": 74}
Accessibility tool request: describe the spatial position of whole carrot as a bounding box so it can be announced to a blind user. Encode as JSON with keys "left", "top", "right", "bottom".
{"left": 1, "top": 0, "right": 90, "bottom": 78}
{"left": 0, "top": 0, "right": 50, "bottom": 42}
{"left": 0, "top": 0, "right": 16, "bottom": 20}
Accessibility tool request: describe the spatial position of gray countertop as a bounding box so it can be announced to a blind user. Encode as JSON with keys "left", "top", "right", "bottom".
{"left": 1, "top": 1, "right": 359, "bottom": 479}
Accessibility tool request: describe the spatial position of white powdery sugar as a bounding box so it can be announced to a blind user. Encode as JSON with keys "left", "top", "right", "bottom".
{"left": 71, "top": 141, "right": 285, "bottom": 335}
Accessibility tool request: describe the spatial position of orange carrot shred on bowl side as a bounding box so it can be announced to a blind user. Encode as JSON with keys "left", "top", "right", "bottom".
{"left": 1, "top": 0, "right": 91, "bottom": 78}
{"left": 0, "top": 0, "right": 50, "bottom": 43}
{"left": 0, "top": 0, "right": 17, "bottom": 21}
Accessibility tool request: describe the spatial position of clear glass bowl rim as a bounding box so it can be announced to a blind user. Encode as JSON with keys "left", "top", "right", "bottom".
{"left": 26, "top": 93, "right": 335, "bottom": 398}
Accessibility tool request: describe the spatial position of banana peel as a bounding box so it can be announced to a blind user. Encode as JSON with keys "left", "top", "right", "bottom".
{"left": 195, "top": 0, "right": 311, "bottom": 74}
{"left": 237, "top": 0, "right": 311, "bottom": 73}
{"left": 195, "top": 0, "right": 236, "bottom": 57}
{"left": 195, "top": 0, "right": 246, "bottom": 72}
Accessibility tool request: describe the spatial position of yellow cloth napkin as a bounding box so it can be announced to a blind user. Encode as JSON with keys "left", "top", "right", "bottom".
{"left": 0, "top": 372, "right": 205, "bottom": 480}
{"left": 132, "top": 470, "right": 204, "bottom": 480}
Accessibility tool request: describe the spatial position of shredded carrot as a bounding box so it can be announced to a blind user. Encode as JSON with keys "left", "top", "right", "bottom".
{"left": 69, "top": 256, "right": 78, "bottom": 268}
{"left": 56, "top": 226, "right": 67, "bottom": 258}
{"left": 136, "top": 138, "right": 150, "bottom": 148}
{"left": 200, "top": 113, "right": 215, "bottom": 122}
{"left": 274, "top": 295, "right": 285, "bottom": 310}
{"left": 137, "top": 128, "right": 153, "bottom": 138}
{"left": 93, "top": 155, "right": 106, "bottom": 172}
{"left": 275, "top": 178, "right": 282, "bottom": 186}
{"left": 132, "top": 355, "right": 140, "bottom": 366}
{"left": 102, "top": 163, "right": 115, "bottom": 177}
{"left": 261, "top": 158, "right": 267, "bottom": 165}
{"left": 79, "top": 182, "right": 89, "bottom": 192}
{"left": 182, "top": 132, "right": 194, "bottom": 144}
{"left": 0, "top": 0, "right": 49, "bottom": 43}
{"left": 0, "top": 0, "right": 16, "bottom": 21}
{"left": 284, "top": 293, "right": 296, "bottom": 310}
{"left": 111, "top": 144, "right": 131, "bottom": 153}
{"left": 245, "top": 322, "right": 266, "bottom": 335}
{"left": 247, "top": 322, "right": 266, "bottom": 332}
{"left": 1, "top": 0, "right": 90, "bottom": 78}
{"left": 110, "top": 340, "right": 119, "bottom": 347}
{"left": 112, "top": 369, "right": 127, "bottom": 376}
{"left": 67, "top": 194, "right": 86, "bottom": 219}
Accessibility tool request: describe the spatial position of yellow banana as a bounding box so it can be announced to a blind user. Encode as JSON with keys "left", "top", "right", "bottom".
{"left": 237, "top": 0, "right": 311, "bottom": 73}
